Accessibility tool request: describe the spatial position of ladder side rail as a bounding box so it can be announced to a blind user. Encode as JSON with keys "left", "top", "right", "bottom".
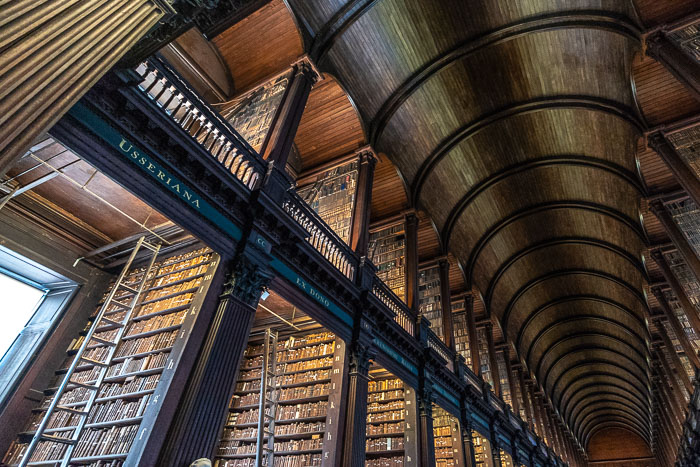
{"left": 265, "top": 330, "right": 279, "bottom": 467}
{"left": 19, "top": 237, "right": 150, "bottom": 467}
{"left": 61, "top": 241, "right": 161, "bottom": 466}
{"left": 255, "top": 329, "right": 271, "bottom": 467}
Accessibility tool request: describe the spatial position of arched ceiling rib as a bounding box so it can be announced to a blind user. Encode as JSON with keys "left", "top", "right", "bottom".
{"left": 286, "top": 0, "right": 649, "bottom": 447}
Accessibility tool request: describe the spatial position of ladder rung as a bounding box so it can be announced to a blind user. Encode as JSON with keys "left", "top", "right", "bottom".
{"left": 141, "top": 241, "right": 159, "bottom": 252}
{"left": 80, "top": 356, "right": 109, "bottom": 367}
{"left": 107, "top": 299, "right": 130, "bottom": 309}
{"left": 68, "top": 381, "right": 99, "bottom": 390}
{"left": 55, "top": 405, "right": 89, "bottom": 416}
{"left": 118, "top": 283, "right": 139, "bottom": 294}
{"left": 90, "top": 336, "right": 117, "bottom": 346}
{"left": 40, "top": 434, "right": 77, "bottom": 445}
{"left": 98, "top": 316, "right": 123, "bottom": 327}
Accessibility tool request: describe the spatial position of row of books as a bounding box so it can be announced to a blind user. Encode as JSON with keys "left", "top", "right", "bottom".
{"left": 105, "top": 351, "right": 168, "bottom": 378}
{"left": 72, "top": 425, "right": 138, "bottom": 458}
{"left": 86, "top": 394, "right": 150, "bottom": 424}
{"left": 365, "top": 457, "right": 405, "bottom": 466}
{"left": 366, "top": 436, "right": 404, "bottom": 452}
{"left": 98, "top": 374, "right": 160, "bottom": 399}
{"left": 221, "top": 420, "right": 326, "bottom": 442}
{"left": 367, "top": 421, "right": 405, "bottom": 436}
{"left": 114, "top": 330, "right": 178, "bottom": 357}
{"left": 369, "top": 379, "right": 403, "bottom": 392}
{"left": 125, "top": 309, "right": 187, "bottom": 336}
{"left": 368, "top": 388, "right": 403, "bottom": 402}
{"left": 368, "top": 400, "right": 404, "bottom": 412}
{"left": 367, "top": 409, "right": 404, "bottom": 424}
{"left": 277, "top": 342, "right": 334, "bottom": 362}
{"left": 366, "top": 378, "right": 407, "bottom": 467}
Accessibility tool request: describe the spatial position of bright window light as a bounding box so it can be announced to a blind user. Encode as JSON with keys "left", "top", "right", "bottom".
{"left": 0, "top": 272, "right": 45, "bottom": 360}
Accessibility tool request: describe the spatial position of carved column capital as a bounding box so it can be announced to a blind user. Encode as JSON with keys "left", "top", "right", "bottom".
{"left": 293, "top": 56, "right": 322, "bottom": 85}
{"left": 645, "top": 30, "right": 669, "bottom": 59}
{"left": 221, "top": 252, "right": 273, "bottom": 307}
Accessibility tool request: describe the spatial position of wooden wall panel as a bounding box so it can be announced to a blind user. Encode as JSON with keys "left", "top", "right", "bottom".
{"left": 370, "top": 153, "right": 408, "bottom": 222}
{"left": 587, "top": 427, "right": 653, "bottom": 466}
{"left": 212, "top": 0, "right": 303, "bottom": 93}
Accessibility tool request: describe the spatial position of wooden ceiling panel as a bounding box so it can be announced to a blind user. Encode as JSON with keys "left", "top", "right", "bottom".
{"left": 632, "top": 54, "right": 700, "bottom": 127}
{"left": 213, "top": 0, "right": 303, "bottom": 93}
{"left": 294, "top": 76, "right": 366, "bottom": 170}
{"left": 633, "top": 0, "right": 698, "bottom": 28}
{"left": 370, "top": 153, "right": 408, "bottom": 222}
{"left": 416, "top": 210, "right": 441, "bottom": 262}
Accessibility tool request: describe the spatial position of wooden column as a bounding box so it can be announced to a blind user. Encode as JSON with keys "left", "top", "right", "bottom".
{"left": 340, "top": 329, "right": 374, "bottom": 467}
{"left": 466, "top": 294, "right": 481, "bottom": 375}
{"left": 518, "top": 367, "right": 534, "bottom": 428}
{"left": 349, "top": 148, "right": 377, "bottom": 256}
{"left": 261, "top": 58, "right": 318, "bottom": 167}
{"left": 646, "top": 31, "right": 700, "bottom": 101}
{"left": 489, "top": 424, "right": 503, "bottom": 467}
{"left": 0, "top": 0, "right": 166, "bottom": 177}
{"left": 655, "top": 362, "right": 684, "bottom": 431}
{"left": 648, "top": 132, "right": 700, "bottom": 208}
{"left": 652, "top": 285, "right": 700, "bottom": 369}
{"left": 418, "top": 383, "right": 437, "bottom": 467}
{"left": 439, "top": 258, "right": 456, "bottom": 350}
{"left": 405, "top": 212, "right": 420, "bottom": 314}
{"left": 461, "top": 413, "right": 477, "bottom": 467}
{"left": 503, "top": 349, "right": 519, "bottom": 414}
{"left": 650, "top": 199, "right": 700, "bottom": 282}
{"left": 656, "top": 316, "right": 694, "bottom": 393}
{"left": 157, "top": 254, "right": 272, "bottom": 466}
{"left": 485, "top": 323, "right": 501, "bottom": 396}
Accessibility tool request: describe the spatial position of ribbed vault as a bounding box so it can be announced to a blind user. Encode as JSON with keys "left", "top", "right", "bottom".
{"left": 287, "top": 0, "right": 650, "bottom": 447}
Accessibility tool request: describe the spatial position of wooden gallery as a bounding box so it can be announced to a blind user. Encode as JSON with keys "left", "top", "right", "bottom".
{"left": 1, "top": 1, "right": 700, "bottom": 466}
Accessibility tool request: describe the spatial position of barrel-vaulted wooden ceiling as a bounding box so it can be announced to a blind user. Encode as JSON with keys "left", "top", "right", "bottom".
{"left": 282, "top": 0, "right": 651, "bottom": 449}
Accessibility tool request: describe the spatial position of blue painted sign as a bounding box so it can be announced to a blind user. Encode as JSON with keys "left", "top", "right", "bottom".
{"left": 373, "top": 337, "right": 418, "bottom": 375}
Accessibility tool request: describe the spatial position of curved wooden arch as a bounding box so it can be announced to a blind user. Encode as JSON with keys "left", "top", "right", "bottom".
{"left": 556, "top": 370, "right": 650, "bottom": 413}
{"left": 502, "top": 269, "right": 646, "bottom": 333}
{"left": 580, "top": 413, "right": 652, "bottom": 447}
{"left": 442, "top": 158, "right": 643, "bottom": 253}
{"left": 573, "top": 402, "right": 650, "bottom": 441}
{"left": 584, "top": 421, "right": 652, "bottom": 451}
{"left": 525, "top": 318, "right": 648, "bottom": 372}
{"left": 548, "top": 360, "right": 649, "bottom": 415}
{"left": 514, "top": 295, "right": 646, "bottom": 353}
{"left": 542, "top": 344, "right": 649, "bottom": 397}
{"left": 368, "top": 13, "right": 642, "bottom": 146}
{"left": 570, "top": 398, "right": 649, "bottom": 435}
{"left": 463, "top": 200, "right": 645, "bottom": 285}
{"left": 564, "top": 383, "right": 651, "bottom": 427}
{"left": 567, "top": 390, "right": 651, "bottom": 428}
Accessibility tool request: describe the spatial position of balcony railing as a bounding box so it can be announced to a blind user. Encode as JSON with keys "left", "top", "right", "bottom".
{"left": 132, "top": 57, "right": 265, "bottom": 190}
{"left": 283, "top": 189, "right": 358, "bottom": 281}
{"left": 427, "top": 330, "right": 454, "bottom": 371}
{"left": 372, "top": 276, "right": 416, "bottom": 336}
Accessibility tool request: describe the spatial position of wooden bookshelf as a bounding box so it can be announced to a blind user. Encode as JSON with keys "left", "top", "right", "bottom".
{"left": 476, "top": 327, "right": 493, "bottom": 387}
{"left": 419, "top": 266, "right": 443, "bottom": 342}
{"left": 369, "top": 223, "right": 406, "bottom": 302}
{"left": 298, "top": 159, "right": 359, "bottom": 244}
{"left": 2, "top": 248, "right": 219, "bottom": 466}
{"left": 365, "top": 371, "right": 418, "bottom": 467}
{"left": 215, "top": 330, "right": 345, "bottom": 467}
{"left": 472, "top": 431, "right": 494, "bottom": 467}
{"left": 452, "top": 299, "right": 471, "bottom": 367}
{"left": 500, "top": 450, "right": 514, "bottom": 467}
{"left": 433, "top": 405, "right": 464, "bottom": 467}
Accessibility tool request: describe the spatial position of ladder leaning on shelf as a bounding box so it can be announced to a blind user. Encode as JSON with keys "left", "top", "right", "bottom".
{"left": 255, "top": 328, "right": 280, "bottom": 467}
{"left": 20, "top": 236, "right": 161, "bottom": 467}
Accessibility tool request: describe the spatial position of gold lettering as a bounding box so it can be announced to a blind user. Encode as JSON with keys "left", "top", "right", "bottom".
{"left": 192, "top": 199, "right": 200, "bottom": 208}
{"left": 139, "top": 157, "right": 147, "bottom": 165}
{"left": 172, "top": 184, "right": 180, "bottom": 193}
{"left": 146, "top": 162, "right": 156, "bottom": 173}
{"left": 183, "top": 191, "right": 191, "bottom": 201}
{"left": 157, "top": 171, "right": 166, "bottom": 181}
{"left": 119, "top": 139, "right": 132, "bottom": 153}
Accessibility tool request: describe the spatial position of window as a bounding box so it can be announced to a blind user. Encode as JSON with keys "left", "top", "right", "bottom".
{"left": 0, "top": 272, "right": 45, "bottom": 361}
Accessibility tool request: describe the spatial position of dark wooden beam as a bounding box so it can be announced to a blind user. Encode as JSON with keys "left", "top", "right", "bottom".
{"left": 349, "top": 147, "right": 377, "bottom": 257}
{"left": 438, "top": 258, "right": 455, "bottom": 350}
{"left": 648, "top": 132, "right": 700, "bottom": 208}
{"left": 646, "top": 30, "right": 700, "bottom": 101}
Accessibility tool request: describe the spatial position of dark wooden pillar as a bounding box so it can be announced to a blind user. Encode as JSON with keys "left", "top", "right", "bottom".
{"left": 466, "top": 294, "right": 481, "bottom": 375}
{"left": 656, "top": 316, "right": 694, "bottom": 393}
{"left": 650, "top": 199, "right": 700, "bottom": 281}
{"left": 439, "top": 258, "right": 456, "bottom": 350}
{"left": 648, "top": 132, "right": 700, "bottom": 209}
{"left": 405, "top": 211, "right": 420, "bottom": 314}
{"left": 461, "top": 413, "right": 477, "bottom": 467}
{"left": 652, "top": 249, "right": 700, "bottom": 340}
{"left": 652, "top": 285, "right": 700, "bottom": 369}
{"left": 485, "top": 323, "right": 501, "bottom": 396}
{"left": 646, "top": 31, "right": 700, "bottom": 101}
{"left": 349, "top": 148, "right": 377, "bottom": 256}
{"left": 489, "top": 421, "right": 503, "bottom": 467}
{"left": 341, "top": 314, "right": 375, "bottom": 467}
{"left": 418, "top": 381, "right": 437, "bottom": 467}
{"left": 518, "top": 367, "right": 534, "bottom": 428}
{"left": 261, "top": 58, "right": 319, "bottom": 167}
{"left": 503, "top": 349, "right": 519, "bottom": 415}
{"left": 157, "top": 251, "right": 273, "bottom": 466}
{"left": 0, "top": 0, "right": 167, "bottom": 177}
{"left": 655, "top": 361, "right": 684, "bottom": 431}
